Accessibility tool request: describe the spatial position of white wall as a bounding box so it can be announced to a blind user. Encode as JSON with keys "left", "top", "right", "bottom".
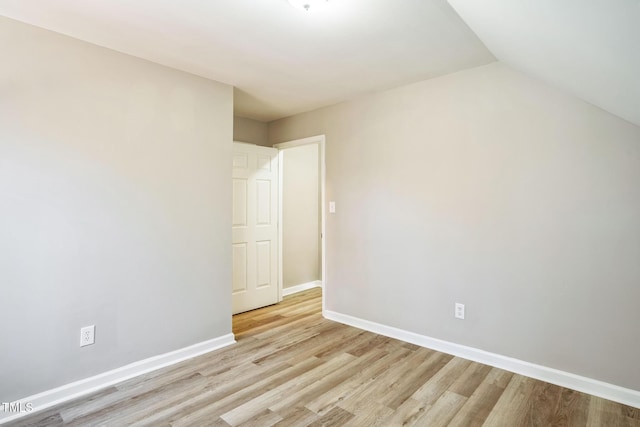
{"left": 233, "top": 116, "right": 269, "bottom": 147}
{"left": 269, "top": 62, "right": 640, "bottom": 391}
{"left": 282, "top": 144, "right": 320, "bottom": 288}
{"left": 0, "top": 16, "right": 233, "bottom": 401}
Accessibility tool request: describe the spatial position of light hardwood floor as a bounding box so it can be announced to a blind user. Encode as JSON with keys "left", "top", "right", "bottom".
{"left": 8, "top": 288, "right": 639, "bottom": 426}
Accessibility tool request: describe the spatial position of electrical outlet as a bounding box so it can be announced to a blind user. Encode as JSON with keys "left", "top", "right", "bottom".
{"left": 80, "top": 325, "right": 95, "bottom": 347}
{"left": 455, "top": 303, "right": 465, "bottom": 320}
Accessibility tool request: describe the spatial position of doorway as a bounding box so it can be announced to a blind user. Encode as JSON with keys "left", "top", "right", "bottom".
{"left": 231, "top": 136, "right": 326, "bottom": 318}
{"left": 275, "top": 136, "right": 326, "bottom": 313}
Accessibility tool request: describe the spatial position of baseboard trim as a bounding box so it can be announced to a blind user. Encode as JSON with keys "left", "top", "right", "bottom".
{"left": 0, "top": 333, "right": 236, "bottom": 425}
{"left": 282, "top": 280, "right": 322, "bottom": 297}
{"left": 323, "top": 310, "right": 640, "bottom": 409}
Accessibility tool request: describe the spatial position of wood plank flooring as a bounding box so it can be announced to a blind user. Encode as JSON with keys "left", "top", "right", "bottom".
{"left": 7, "top": 288, "right": 639, "bottom": 426}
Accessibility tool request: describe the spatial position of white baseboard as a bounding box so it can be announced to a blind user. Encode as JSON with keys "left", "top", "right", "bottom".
{"left": 323, "top": 310, "right": 640, "bottom": 409}
{"left": 0, "top": 333, "right": 236, "bottom": 425}
{"left": 282, "top": 280, "right": 322, "bottom": 297}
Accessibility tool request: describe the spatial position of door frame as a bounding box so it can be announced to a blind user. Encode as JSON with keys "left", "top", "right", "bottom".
{"left": 273, "top": 135, "right": 326, "bottom": 313}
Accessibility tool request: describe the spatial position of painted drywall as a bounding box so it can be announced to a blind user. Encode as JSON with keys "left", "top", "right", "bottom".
{"left": 448, "top": 0, "right": 640, "bottom": 128}
{"left": 282, "top": 144, "right": 321, "bottom": 288}
{"left": 0, "top": 16, "right": 233, "bottom": 402}
{"left": 269, "top": 62, "right": 640, "bottom": 391}
{"left": 233, "top": 116, "right": 269, "bottom": 147}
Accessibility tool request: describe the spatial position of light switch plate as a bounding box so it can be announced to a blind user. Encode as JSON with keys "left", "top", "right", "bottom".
{"left": 329, "top": 201, "right": 336, "bottom": 213}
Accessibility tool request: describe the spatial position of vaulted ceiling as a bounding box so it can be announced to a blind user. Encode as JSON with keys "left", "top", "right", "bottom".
{"left": 1, "top": 0, "right": 638, "bottom": 126}
{"left": 449, "top": 0, "right": 640, "bottom": 128}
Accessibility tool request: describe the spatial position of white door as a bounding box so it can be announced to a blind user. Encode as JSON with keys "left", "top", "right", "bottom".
{"left": 232, "top": 142, "right": 279, "bottom": 314}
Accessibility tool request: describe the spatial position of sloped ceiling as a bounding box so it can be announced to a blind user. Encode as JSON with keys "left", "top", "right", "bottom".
{"left": 2, "top": 0, "right": 637, "bottom": 126}
{"left": 448, "top": 0, "right": 640, "bottom": 127}
{"left": 0, "top": 0, "right": 494, "bottom": 122}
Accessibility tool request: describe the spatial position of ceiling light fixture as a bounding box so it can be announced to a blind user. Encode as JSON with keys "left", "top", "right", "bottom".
{"left": 288, "top": 0, "right": 329, "bottom": 12}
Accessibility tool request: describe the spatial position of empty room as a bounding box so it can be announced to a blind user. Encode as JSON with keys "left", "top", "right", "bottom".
{"left": 1, "top": 0, "right": 639, "bottom": 426}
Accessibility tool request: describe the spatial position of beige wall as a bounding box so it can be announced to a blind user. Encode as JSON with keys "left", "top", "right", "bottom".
{"left": 0, "top": 16, "right": 233, "bottom": 401}
{"left": 282, "top": 144, "right": 321, "bottom": 288}
{"left": 269, "top": 62, "right": 640, "bottom": 391}
{"left": 234, "top": 116, "right": 269, "bottom": 146}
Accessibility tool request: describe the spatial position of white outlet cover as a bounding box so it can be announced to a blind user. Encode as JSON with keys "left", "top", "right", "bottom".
{"left": 80, "top": 325, "right": 95, "bottom": 347}
{"left": 455, "top": 303, "right": 465, "bottom": 320}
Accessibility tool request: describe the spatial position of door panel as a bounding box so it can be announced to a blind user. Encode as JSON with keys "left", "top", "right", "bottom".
{"left": 232, "top": 243, "right": 247, "bottom": 293}
{"left": 256, "top": 180, "right": 271, "bottom": 225}
{"left": 232, "top": 143, "right": 279, "bottom": 314}
{"left": 257, "top": 154, "right": 272, "bottom": 171}
{"left": 256, "top": 241, "right": 272, "bottom": 288}
{"left": 232, "top": 179, "right": 248, "bottom": 226}
{"left": 233, "top": 152, "right": 248, "bottom": 169}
